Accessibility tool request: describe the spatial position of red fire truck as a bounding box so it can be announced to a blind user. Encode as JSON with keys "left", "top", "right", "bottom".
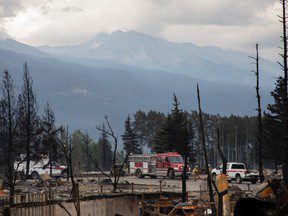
{"left": 128, "top": 152, "right": 191, "bottom": 179}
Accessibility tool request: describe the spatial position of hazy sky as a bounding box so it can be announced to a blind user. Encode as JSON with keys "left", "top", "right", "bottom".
{"left": 0, "top": 0, "right": 281, "bottom": 61}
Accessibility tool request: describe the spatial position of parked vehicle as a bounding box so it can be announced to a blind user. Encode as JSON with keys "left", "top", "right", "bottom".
{"left": 16, "top": 159, "right": 67, "bottom": 179}
{"left": 128, "top": 152, "right": 191, "bottom": 179}
{"left": 211, "top": 162, "right": 259, "bottom": 184}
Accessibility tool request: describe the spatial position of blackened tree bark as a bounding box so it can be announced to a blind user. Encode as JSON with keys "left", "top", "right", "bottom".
{"left": 181, "top": 126, "right": 189, "bottom": 203}
{"left": 94, "top": 115, "right": 131, "bottom": 192}
{"left": 42, "top": 103, "right": 59, "bottom": 178}
{"left": 59, "top": 126, "right": 76, "bottom": 191}
{"left": 250, "top": 44, "right": 264, "bottom": 182}
{"left": 217, "top": 129, "right": 227, "bottom": 175}
{"left": 182, "top": 153, "right": 188, "bottom": 202}
{"left": 197, "top": 84, "right": 216, "bottom": 215}
{"left": 18, "top": 63, "right": 40, "bottom": 178}
{"left": 58, "top": 126, "right": 80, "bottom": 215}
{"left": 182, "top": 121, "right": 194, "bottom": 203}
{"left": 278, "top": 0, "right": 288, "bottom": 183}
{"left": 83, "top": 131, "right": 92, "bottom": 171}
{"left": 0, "top": 70, "right": 20, "bottom": 205}
{"left": 97, "top": 124, "right": 113, "bottom": 171}
{"left": 255, "top": 44, "right": 264, "bottom": 182}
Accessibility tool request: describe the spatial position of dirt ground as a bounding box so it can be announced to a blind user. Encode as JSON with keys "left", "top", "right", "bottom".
{"left": 117, "top": 175, "right": 260, "bottom": 192}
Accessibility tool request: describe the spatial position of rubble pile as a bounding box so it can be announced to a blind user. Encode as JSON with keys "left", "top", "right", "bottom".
{"left": 6, "top": 175, "right": 73, "bottom": 201}
{"left": 228, "top": 185, "right": 246, "bottom": 201}
{"left": 0, "top": 169, "right": 287, "bottom": 216}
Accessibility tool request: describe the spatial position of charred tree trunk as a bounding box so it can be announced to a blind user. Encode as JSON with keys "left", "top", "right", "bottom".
{"left": 96, "top": 115, "right": 130, "bottom": 193}
{"left": 197, "top": 84, "right": 216, "bottom": 215}
{"left": 181, "top": 154, "right": 188, "bottom": 203}
{"left": 17, "top": 63, "right": 40, "bottom": 179}
{"left": 217, "top": 129, "right": 227, "bottom": 175}
{"left": 83, "top": 132, "right": 91, "bottom": 171}
{"left": 280, "top": 0, "right": 288, "bottom": 183}
{"left": 255, "top": 44, "right": 264, "bottom": 183}
{"left": 24, "top": 74, "right": 31, "bottom": 178}
{"left": 251, "top": 43, "right": 265, "bottom": 182}
{"left": 58, "top": 127, "right": 79, "bottom": 215}
{"left": 181, "top": 128, "right": 189, "bottom": 203}
{"left": 1, "top": 71, "right": 19, "bottom": 206}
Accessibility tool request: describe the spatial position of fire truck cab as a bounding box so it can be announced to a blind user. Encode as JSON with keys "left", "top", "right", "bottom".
{"left": 128, "top": 152, "right": 191, "bottom": 179}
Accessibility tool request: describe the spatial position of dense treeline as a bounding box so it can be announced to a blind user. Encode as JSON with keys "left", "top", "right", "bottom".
{"left": 132, "top": 106, "right": 258, "bottom": 169}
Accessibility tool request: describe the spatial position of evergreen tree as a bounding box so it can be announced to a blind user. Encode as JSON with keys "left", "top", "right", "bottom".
{"left": 153, "top": 94, "right": 192, "bottom": 156}
{"left": 0, "top": 70, "right": 20, "bottom": 205}
{"left": 70, "top": 130, "right": 85, "bottom": 171}
{"left": 83, "top": 131, "right": 93, "bottom": 171}
{"left": 97, "top": 125, "right": 113, "bottom": 171}
{"left": 273, "top": 0, "right": 288, "bottom": 182}
{"left": 263, "top": 114, "right": 284, "bottom": 170}
{"left": 42, "top": 102, "right": 59, "bottom": 177}
{"left": 122, "top": 115, "right": 142, "bottom": 154}
{"left": 133, "top": 110, "right": 166, "bottom": 148}
{"left": 18, "top": 63, "right": 41, "bottom": 177}
{"left": 133, "top": 110, "right": 147, "bottom": 147}
{"left": 264, "top": 77, "right": 287, "bottom": 171}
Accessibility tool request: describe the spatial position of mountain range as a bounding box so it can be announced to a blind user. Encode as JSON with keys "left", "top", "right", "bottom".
{"left": 0, "top": 30, "right": 280, "bottom": 136}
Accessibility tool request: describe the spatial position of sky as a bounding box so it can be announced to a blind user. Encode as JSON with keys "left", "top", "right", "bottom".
{"left": 0, "top": 0, "right": 281, "bottom": 61}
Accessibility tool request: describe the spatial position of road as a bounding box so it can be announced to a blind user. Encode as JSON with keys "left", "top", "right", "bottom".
{"left": 119, "top": 175, "right": 260, "bottom": 192}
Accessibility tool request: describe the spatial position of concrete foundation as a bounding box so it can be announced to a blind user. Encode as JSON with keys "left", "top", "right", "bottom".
{"left": 9, "top": 196, "right": 138, "bottom": 216}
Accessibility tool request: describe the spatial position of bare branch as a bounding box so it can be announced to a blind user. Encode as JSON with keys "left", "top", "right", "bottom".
{"left": 89, "top": 154, "right": 112, "bottom": 180}
{"left": 96, "top": 125, "right": 114, "bottom": 138}
{"left": 105, "top": 115, "right": 114, "bottom": 136}
{"left": 248, "top": 56, "right": 257, "bottom": 60}
{"left": 95, "top": 116, "right": 121, "bottom": 191}
{"left": 278, "top": 61, "right": 285, "bottom": 69}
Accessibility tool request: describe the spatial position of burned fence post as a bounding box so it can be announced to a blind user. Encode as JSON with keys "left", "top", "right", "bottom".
{"left": 74, "top": 182, "right": 81, "bottom": 216}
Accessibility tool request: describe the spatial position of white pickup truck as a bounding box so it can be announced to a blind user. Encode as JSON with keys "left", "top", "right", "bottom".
{"left": 211, "top": 162, "right": 259, "bottom": 184}
{"left": 16, "top": 159, "right": 67, "bottom": 179}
